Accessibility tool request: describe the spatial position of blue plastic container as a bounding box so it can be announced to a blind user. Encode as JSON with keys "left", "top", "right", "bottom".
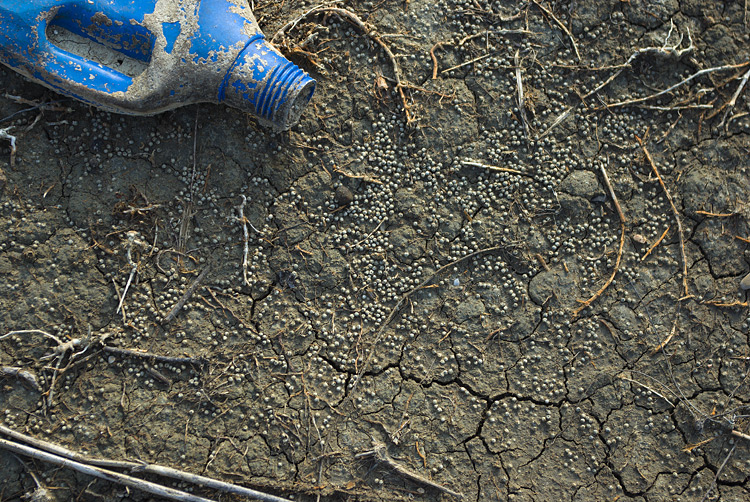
{"left": 0, "top": 0, "right": 315, "bottom": 130}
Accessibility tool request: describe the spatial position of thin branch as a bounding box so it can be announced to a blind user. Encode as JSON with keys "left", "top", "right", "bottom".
{"left": 116, "top": 231, "right": 140, "bottom": 316}
{"left": 0, "top": 329, "right": 63, "bottom": 345}
{"left": 636, "top": 136, "right": 690, "bottom": 298}
{"left": 533, "top": 0, "right": 580, "bottom": 61}
{"left": 514, "top": 48, "right": 529, "bottom": 139}
{"left": 700, "top": 443, "right": 736, "bottom": 502}
{"left": 441, "top": 53, "right": 492, "bottom": 75}
{"left": 163, "top": 265, "right": 211, "bottom": 323}
{"left": 606, "top": 62, "right": 750, "bottom": 109}
{"left": 356, "top": 443, "right": 463, "bottom": 498}
{"left": 430, "top": 42, "right": 444, "bottom": 79}
{"left": 599, "top": 160, "right": 626, "bottom": 224}
{"left": 461, "top": 160, "right": 522, "bottom": 174}
{"left": 0, "top": 437, "right": 216, "bottom": 502}
{"left": 718, "top": 67, "right": 750, "bottom": 130}
{"left": 273, "top": 6, "right": 414, "bottom": 123}
{"left": 617, "top": 374, "right": 675, "bottom": 407}
{"left": 102, "top": 346, "right": 206, "bottom": 366}
{"left": 0, "top": 424, "right": 294, "bottom": 502}
{"left": 641, "top": 225, "right": 670, "bottom": 261}
{"left": 651, "top": 317, "right": 678, "bottom": 355}
{"left": 573, "top": 222, "right": 625, "bottom": 317}
{"left": 237, "top": 195, "right": 251, "bottom": 286}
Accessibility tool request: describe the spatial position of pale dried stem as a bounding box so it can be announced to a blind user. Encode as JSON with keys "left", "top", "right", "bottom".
{"left": 718, "top": 67, "right": 750, "bottom": 130}
{"left": 637, "top": 138, "right": 690, "bottom": 298}
{"left": 116, "top": 232, "right": 139, "bottom": 316}
{"left": 606, "top": 62, "right": 749, "bottom": 109}
{"left": 102, "top": 346, "right": 205, "bottom": 366}
{"left": 163, "top": 265, "right": 211, "bottom": 323}
{"left": 651, "top": 317, "right": 679, "bottom": 355}
{"left": 0, "top": 424, "right": 294, "bottom": 502}
{"left": 441, "top": 53, "right": 492, "bottom": 75}
{"left": 538, "top": 21, "right": 711, "bottom": 140}
{"left": 515, "top": 48, "right": 530, "bottom": 139}
{"left": 617, "top": 374, "right": 675, "bottom": 407}
{"left": 641, "top": 225, "right": 670, "bottom": 261}
{"left": 700, "top": 444, "right": 736, "bottom": 502}
{"left": 356, "top": 443, "right": 463, "bottom": 498}
{"left": 572, "top": 222, "right": 625, "bottom": 317}
{"left": 237, "top": 195, "right": 251, "bottom": 286}
{"left": 272, "top": 6, "right": 413, "bottom": 123}
{"left": 533, "top": 0, "right": 580, "bottom": 61}
{"left": 461, "top": 160, "right": 522, "bottom": 174}
{"left": 599, "top": 160, "right": 626, "bottom": 224}
{"left": 0, "top": 436, "right": 213, "bottom": 502}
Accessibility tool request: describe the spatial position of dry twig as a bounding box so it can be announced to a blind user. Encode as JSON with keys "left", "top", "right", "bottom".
{"left": 116, "top": 231, "right": 141, "bottom": 317}
{"left": 599, "top": 160, "right": 626, "bottom": 224}
{"left": 0, "top": 329, "right": 87, "bottom": 410}
{"left": 236, "top": 195, "right": 252, "bottom": 286}
{"left": 1, "top": 436, "right": 217, "bottom": 502}
{"left": 703, "top": 299, "right": 748, "bottom": 308}
{"left": 617, "top": 373, "right": 676, "bottom": 407}
{"left": 355, "top": 443, "right": 463, "bottom": 498}
{"left": 695, "top": 210, "right": 736, "bottom": 217}
{"left": 572, "top": 222, "right": 625, "bottom": 317}
{"left": 532, "top": 0, "right": 580, "bottom": 61}
{"left": 651, "top": 317, "right": 679, "bottom": 355}
{"left": 641, "top": 225, "right": 670, "bottom": 261}
{"left": 0, "top": 424, "right": 294, "bottom": 502}
{"left": 440, "top": 53, "right": 492, "bottom": 74}
{"left": 273, "top": 6, "right": 414, "bottom": 123}
{"left": 538, "top": 21, "right": 713, "bottom": 140}
{"left": 514, "top": 48, "right": 530, "bottom": 139}
{"left": 572, "top": 164, "right": 627, "bottom": 317}
{"left": 718, "top": 67, "right": 750, "bottom": 130}
{"left": 700, "top": 443, "right": 736, "bottom": 502}
{"left": 102, "top": 346, "right": 205, "bottom": 366}
{"left": 163, "top": 265, "right": 211, "bottom": 323}
{"left": 636, "top": 136, "right": 690, "bottom": 298}
{"left": 605, "top": 61, "right": 749, "bottom": 109}
{"left": 430, "top": 42, "right": 444, "bottom": 79}
{"left": 461, "top": 159, "right": 522, "bottom": 174}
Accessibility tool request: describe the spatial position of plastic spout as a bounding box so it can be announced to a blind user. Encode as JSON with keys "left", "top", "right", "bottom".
{"left": 0, "top": 0, "right": 316, "bottom": 130}
{"left": 221, "top": 38, "right": 316, "bottom": 131}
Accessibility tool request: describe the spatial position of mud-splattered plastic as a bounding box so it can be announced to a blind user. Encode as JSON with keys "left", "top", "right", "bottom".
{"left": 0, "top": 0, "right": 316, "bottom": 130}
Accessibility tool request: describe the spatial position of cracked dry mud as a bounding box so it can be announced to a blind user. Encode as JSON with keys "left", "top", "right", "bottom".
{"left": 1, "top": 0, "right": 750, "bottom": 501}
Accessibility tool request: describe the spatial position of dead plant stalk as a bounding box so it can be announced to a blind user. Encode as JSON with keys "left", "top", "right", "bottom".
{"left": 0, "top": 424, "right": 294, "bottom": 502}
{"left": 572, "top": 222, "right": 625, "bottom": 318}
{"left": 355, "top": 443, "right": 463, "bottom": 499}
{"left": 272, "top": 6, "right": 413, "bottom": 123}
{"left": 636, "top": 136, "right": 690, "bottom": 298}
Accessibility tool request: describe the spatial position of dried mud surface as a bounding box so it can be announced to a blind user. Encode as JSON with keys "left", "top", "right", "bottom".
{"left": 1, "top": 1, "right": 750, "bottom": 501}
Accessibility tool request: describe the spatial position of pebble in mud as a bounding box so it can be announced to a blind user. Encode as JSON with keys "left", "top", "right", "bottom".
{"left": 740, "top": 272, "right": 750, "bottom": 290}
{"left": 334, "top": 185, "right": 354, "bottom": 206}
